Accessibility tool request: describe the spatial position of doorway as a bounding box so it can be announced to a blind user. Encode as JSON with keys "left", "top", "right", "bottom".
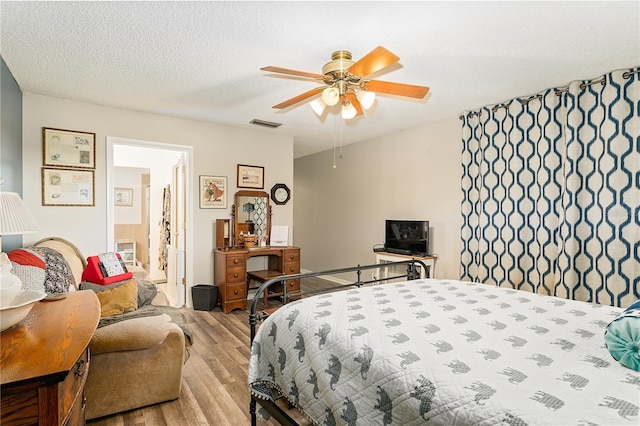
{"left": 106, "top": 137, "right": 193, "bottom": 308}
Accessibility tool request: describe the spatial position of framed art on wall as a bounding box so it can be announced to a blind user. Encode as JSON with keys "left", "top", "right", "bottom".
{"left": 42, "top": 167, "right": 95, "bottom": 206}
{"left": 114, "top": 188, "right": 133, "bottom": 206}
{"left": 200, "top": 175, "right": 227, "bottom": 209}
{"left": 237, "top": 164, "right": 264, "bottom": 189}
{"left": 43, "top": 127, "right": 96, "bottom": 169}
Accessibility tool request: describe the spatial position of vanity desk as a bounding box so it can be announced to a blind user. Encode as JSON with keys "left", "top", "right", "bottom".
{"left": 214, "top": 246, "right": 301, "bottom": 313}
{"left": 216, "top": 189, "right": 299, "bottom": 313}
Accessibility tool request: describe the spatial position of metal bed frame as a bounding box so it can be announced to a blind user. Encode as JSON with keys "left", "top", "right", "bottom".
{"left": 248, "top": 259, "right": 429, "bottom": 426}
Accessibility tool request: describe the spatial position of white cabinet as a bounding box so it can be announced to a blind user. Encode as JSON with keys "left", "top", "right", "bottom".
{"left": 374, "top": 251, "right": 438, "bottom": 281}
{"left": 115, "top": 239, "right": 136, "bottom": 266}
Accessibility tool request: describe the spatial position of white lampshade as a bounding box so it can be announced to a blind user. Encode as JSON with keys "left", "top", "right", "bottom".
{"left": 356, "top": 90, "right": 376, "bottom": 110}
{"left": 342, "top": 101, "right": 357, "bottom": 119}
{"left": 322, "top": 87, "right": 340, "bottom": 106}
{"left": 310, "top": 98, "right": 326, "bottom": 116}
{"left": 0, "top": 192, "right": 39, "bottom": 235}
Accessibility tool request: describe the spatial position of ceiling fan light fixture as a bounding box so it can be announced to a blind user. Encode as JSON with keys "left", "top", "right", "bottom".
{"left": 310, "top": 98, "right": 326, "bottom": 116}
{"left": 342, "top": 101, "right": 357, "bottom": 120}
{"left": 356, "top": 90, "right": 376, "bottom": 110}
{"left": 322, "top": 87, "right": 340, "bottom": 106}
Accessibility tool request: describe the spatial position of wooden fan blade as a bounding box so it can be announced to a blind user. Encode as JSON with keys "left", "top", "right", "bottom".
{"left": 273, "top": 87, "right": 323, "bottom": 109}
{"left": 261, "top": 66, "right": 325, "bottom": 80}
{"left": 364, "top": 80, "right": 430, "bottom": 99}
{"left": 344, "top": 93, "right": 364, "bottom": 116}
{"left": 348, "top": 46, "right": 400, "bottom": 77}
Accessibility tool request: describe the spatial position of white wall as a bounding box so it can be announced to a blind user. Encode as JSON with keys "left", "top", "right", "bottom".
{"left": 294, "top": 117, "right": 462, "bottom": 279}
{"left": 21, "top": 93, "right": 294, "bottom": 288}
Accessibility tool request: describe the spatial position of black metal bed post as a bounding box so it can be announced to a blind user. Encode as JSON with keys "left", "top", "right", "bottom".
{"left": 407, "top": 261, "right": 418, "bottom": 280}
{"left": 250, "top": 398, "right": 257, "bottom": 426}
{"left": 249, "top": 310, "right": 258, "bottom": 426}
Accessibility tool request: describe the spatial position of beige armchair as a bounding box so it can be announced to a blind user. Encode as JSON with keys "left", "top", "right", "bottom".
{"left": 32, "top": 238, "right": 189, "bottom": 420}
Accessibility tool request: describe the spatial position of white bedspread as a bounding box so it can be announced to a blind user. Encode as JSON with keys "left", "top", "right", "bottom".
{"left": 248, "top": 279, "right": 640, "bottom": 425}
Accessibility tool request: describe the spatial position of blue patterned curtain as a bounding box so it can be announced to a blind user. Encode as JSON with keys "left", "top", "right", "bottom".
{"left": 460, "top": 67, "right": 639, "bottom": 308}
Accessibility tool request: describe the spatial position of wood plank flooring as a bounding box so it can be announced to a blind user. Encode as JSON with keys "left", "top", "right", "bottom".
{"left": 87, "top": 278, "right": 335, "bottom": 426}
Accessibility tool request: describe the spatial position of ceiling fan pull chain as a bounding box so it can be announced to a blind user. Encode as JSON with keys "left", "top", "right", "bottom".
{"left": 339, "top": 115, "right": 344, "bottom": 159}
{"left": 333, "top": 113, "right": 338, "bottom": 169}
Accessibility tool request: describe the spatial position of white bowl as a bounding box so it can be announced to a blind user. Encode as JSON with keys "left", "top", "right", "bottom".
{"left": 0, "top": 290, "right": 47, "bottom": 332}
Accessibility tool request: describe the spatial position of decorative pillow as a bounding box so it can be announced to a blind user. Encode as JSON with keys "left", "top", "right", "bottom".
{"left": 29, "top": 246, "right": 75, "bottom": 293}
{"left": 93, "top": 279, "right": 138, "bottom": 317}
{"left": 7, "top": 249, "right": 46, "bottom": 292}
{"left": 80, "top": 279, "right": 157, "bottom": 307}
{"left": 79, "top": 280, "right": 123, "bottom": 292}
{"left": 604, "top": 300, "right": 640, "bottom": 371}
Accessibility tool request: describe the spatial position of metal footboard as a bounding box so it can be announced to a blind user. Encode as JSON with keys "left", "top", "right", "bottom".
{"left": 248, "top": 259, "right": 428, "bottom": 426}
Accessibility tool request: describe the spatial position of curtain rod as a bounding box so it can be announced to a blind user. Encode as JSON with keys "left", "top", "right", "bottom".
{"left": 459, "top": 69, "right": 639, "bottom": 120}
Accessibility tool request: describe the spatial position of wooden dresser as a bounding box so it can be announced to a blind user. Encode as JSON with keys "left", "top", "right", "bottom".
{"left": 214, "top": 246, "right": 300, "bottom": 313}
{"left": 0, "top": 291, "right": 100, "bottom": 425}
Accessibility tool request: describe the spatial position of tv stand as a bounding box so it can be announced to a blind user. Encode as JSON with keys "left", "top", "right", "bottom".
{"left": 374, "top": 251, "right": 438, "bottom": 280}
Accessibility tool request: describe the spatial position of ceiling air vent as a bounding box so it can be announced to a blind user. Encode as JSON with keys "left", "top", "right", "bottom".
{"left": 250, "top": 119, "right": 282, "bottom": 129}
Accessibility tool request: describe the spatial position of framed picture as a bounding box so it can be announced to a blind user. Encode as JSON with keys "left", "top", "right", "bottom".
{"left": 200, "top": 175, "right": 227, "bottom": 209}
{"left": 237, "top": 164, "right": 264, "bottom": 189}
{"left": 42, "top": 167, "right": 95, "bottom": 206}
{"left": 43, "top": 127, "right": 96, "bottom": 169}
{"left": 114, "top": 188, "right": 133, "bottom": 206}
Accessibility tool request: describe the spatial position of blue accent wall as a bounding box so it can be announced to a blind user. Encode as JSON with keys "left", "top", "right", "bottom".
{"left": 1, "top": 56, "right": 24, "bottom": 250}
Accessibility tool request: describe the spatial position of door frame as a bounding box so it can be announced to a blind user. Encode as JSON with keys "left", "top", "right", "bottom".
{"left": 106, "top": 136, "right": 194, "bottom": 308}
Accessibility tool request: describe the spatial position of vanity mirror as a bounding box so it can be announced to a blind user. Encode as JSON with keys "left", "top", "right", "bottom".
{"left": 231, "top": 190, "right": 271, "bottom": 247}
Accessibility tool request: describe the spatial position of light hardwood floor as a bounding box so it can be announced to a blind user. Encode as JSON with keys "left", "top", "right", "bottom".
{"left": 87, "top": 279, "right": 334, "bottom": 426}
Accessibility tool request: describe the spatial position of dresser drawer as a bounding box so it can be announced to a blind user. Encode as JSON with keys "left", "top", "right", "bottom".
{"left": 59, "top": 348, "right": 89, "bottom": 422}
{"left": 282, "top": 250, "right": 300, "bottom": 263}
{"left": 282, "top": 262, "right": 300, "bottom": 275}
{"left": 225, "top": 283, "right": 247, "bottom": 300}
{"left": 226, "top": 266, "right": 246, "bottom": 283}
{"left": 1, "top": 387, "right": 39, "bottom": 424}
{"left": 226, "top": 255, "right": 245, "bottom": 267}
{"left": 285, "top": 278, "right": 300, "bottom": 292}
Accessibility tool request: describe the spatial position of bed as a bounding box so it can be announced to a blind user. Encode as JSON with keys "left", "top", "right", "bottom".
{"left": 248, "top": 261, "right": 639, "bottom": 425}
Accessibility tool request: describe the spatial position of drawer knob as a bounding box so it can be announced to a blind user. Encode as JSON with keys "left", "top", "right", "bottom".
{"left": 233, "top": 273, "right": 238, "bottom": 278}
{"left": 233, "top": 259, "right": 239, "bottom": 264}
{"left": 289, "top": 282, "right": 294, "bottom": 287}
{"left": 289, "top": 255, "right": 294, "bottom": 260}
{"left": 74, "top": 359, "right": 86, "bottom": 377}
{"left": 234, "top": 289, "right": 238, "bottom": 295}
{"left": 289, "top": 267, "right": 295, "bottom": 273}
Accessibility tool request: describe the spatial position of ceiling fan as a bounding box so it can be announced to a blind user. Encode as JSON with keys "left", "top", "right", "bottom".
{"left": 261, "top": 46, "right": 430, "bottom": 120}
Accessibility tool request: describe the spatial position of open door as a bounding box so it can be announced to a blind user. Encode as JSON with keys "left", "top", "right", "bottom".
{"left": 165, "top": 155, "right": 186, "bottom": 306}
{"left": 107, "top": 137, "right": 193, "bottom": 309}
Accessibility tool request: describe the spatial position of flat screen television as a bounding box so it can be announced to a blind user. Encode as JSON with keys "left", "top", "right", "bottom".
{"left": 385, "top": 220, "right": 430, "bottom": 256}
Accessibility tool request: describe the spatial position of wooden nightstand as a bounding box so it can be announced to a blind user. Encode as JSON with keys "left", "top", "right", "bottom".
{"left": 0, "top": 291, "right": 100, "bottom": 425}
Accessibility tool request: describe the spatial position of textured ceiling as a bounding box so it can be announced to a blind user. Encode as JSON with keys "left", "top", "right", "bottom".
{"left": 1, "top": 1, "right": 638, "bottom": 158}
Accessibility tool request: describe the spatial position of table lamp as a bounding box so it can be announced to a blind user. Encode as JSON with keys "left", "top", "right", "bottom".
{"left": 0, "top": 191, "right": 40, "bottom": 304}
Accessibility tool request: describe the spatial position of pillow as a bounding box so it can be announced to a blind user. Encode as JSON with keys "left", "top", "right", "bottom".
{"left": 93, "top": 279, "right": 138, "bottom": 317}
{"left": 604, "top": 300, "right": 640, "bottom": 371}
{"left": 29, "top": 246, "right": 74, "bottom": 293}
{"left": 80, "top": 279, "right": 158, "bottom": 307}
{"left": 79, "top": 280, "right": 123, "bottom": 292}
{"left": 7, "top": 249, "right": 46, "bottom": 292}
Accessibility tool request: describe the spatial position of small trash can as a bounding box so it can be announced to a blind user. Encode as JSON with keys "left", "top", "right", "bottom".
{"left": 192, "top": 284, "right": 218, "bottom": 311}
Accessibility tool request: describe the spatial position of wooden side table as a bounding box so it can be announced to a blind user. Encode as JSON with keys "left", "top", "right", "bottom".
{"left": 0, "top": 291, "right": 100, "bottom": 425}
